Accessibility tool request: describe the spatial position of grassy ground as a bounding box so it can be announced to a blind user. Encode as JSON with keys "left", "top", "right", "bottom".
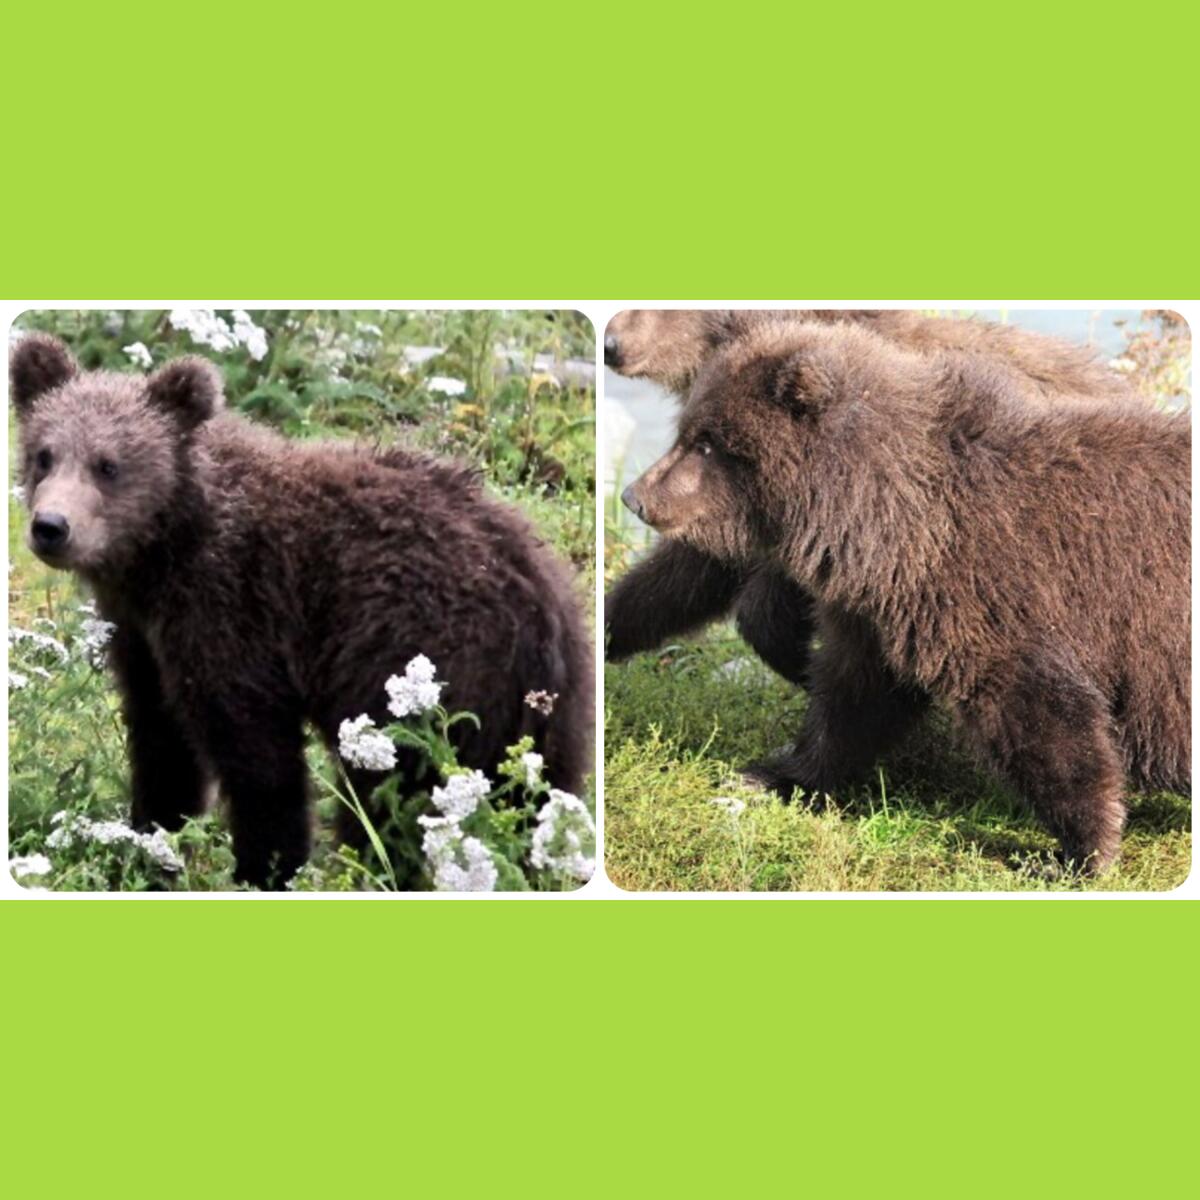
{"left": 8, "top": 309, "right": 595, "bottom": 892}
{"left": 604, "top": 635, "right": 1190, "bottom": 891}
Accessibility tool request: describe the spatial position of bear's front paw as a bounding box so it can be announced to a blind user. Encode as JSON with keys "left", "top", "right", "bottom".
{"left": 740, "top": 751, "right": 829, "bottom": 807}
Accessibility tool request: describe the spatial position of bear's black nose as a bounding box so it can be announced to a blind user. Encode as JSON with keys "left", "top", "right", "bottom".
{"left": 31, "top": 512, "right": 70, "bottom": 554}
{"left": 621, "top": 484, "right": 644, "bottom": 520}
{"left": 604, "top": 334, "right": 622, "bottom": 368}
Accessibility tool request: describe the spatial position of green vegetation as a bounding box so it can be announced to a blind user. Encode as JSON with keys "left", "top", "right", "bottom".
{"left": 8, "top": 309, "right": 595, "bottom": 892}
{"left": 604, "top": 637, "right": 1189, "bottom": 891}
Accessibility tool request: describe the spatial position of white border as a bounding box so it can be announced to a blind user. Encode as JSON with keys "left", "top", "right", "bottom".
{"left": 2, "top": 300, "right": 1194, "bottom": 901}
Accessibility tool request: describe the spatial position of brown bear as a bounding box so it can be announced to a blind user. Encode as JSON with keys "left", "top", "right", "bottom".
{"left": 619, "top": 319, "right": 1190, "bottom": 873}
{"left": 11, "top": 334, "right": 593, "bottom": 887}
{"left": 605, "top": 309, "right": 1131, "bottom": 688}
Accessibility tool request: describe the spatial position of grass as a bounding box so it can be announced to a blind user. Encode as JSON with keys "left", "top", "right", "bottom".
{"left": 603, "top": 606, "right": 1190, "bottom": 894}
{"left": 7, "top": 309, "right": 595, "bottom": 892}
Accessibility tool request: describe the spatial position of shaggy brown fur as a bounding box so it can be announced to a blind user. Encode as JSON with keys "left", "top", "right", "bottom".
{"left": 12, "top": 335, "right": 593, "bottom": 887}
{"left": 606, "top": 309, "right": 1130, "bottom": 682}
{"left": 605, "top": 308, "right": 1130, "bottom": 400}
{"left": 623, "top": 321, "right": 1190, "bottom": 873}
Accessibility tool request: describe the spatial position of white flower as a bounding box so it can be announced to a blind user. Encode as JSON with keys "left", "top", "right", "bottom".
{"left": 356, "top": 322, "right": 383, "bottom": 337}
{"left": 169, "top": 308, "right": 236, "bottom": 353}
{"left": 421, "top": 822, "right": 498, "bottom": 892}
{"left": 79, "top": 617, "right": 117, "bottom": 668}
{"left": 8, "top": 671, "right": 29, "bottom": 691}
{"left": 169, "top": 309, "right": 268, "bottom": 360}
{"left": 530, "top": 790, "right": 595, "bottom": 881}
{"left": 8, "top": 626, "right": 70, "bottom": 665}
{"left": 385, "top": 654, "right": 444, "bottom": 718}
{"left": 417, "top": 786, "right": 499, "bottom": 893}
{"left": 431, "top": 834, "right": 498, "bottom": 893}
{"left": 520, "top": 751, "right": 544, "bottom": 789}
{"left": 123, "top": 342, "right": 153, "bottom": 369}
{"left": 337, "top": 714, "right": 397, "bottom": 772}
{"left": 231, "top": 310, "right": 269, "bottom": 361}
{"left": 11, "top": 483, "right": 25, "bottom": 504}
{"left": 44, "top": 814, "right": 183, "bottom": 872}
{"left": 142, "top": 829, "right": 185, "bottom": 873}
{"left": 710, "top": 795, "right": 746, "bottom": 818}
{"left": 524, "top": 689, "right": 558, "bottom": 716}
{"left": 427, "top": 769, "right": 491, "bottom": 821}
{"left": 10, "top": 854, "right": 53, "bottom": 880}
{"left": 426, "top": 375, "right": 467, "bottom": 397}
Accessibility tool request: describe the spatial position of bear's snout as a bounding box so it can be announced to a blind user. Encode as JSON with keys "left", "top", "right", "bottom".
{"left": 621, "top": 483, "right": 644, "bottom": 521}
{"left": 31, "top": 511, "right": 71, "bottom": 556}
{"left": 604, "top": 333, "right": 622, "bottom": 369}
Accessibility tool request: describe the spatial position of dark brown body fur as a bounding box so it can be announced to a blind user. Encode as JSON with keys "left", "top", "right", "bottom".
{"left": 605, "top": 309, "right": 1130, "bottom": 687}
{"left": 627, "top": 321, "right": 1190, "bottom": 871}
{"left": 12, "top": 337, "right": 592, "bottom": 887}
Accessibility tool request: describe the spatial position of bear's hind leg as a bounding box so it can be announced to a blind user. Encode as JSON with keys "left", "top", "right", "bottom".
{"left": 960, "top": 646, "right": 1126, "bottom": 875}
{"left": 745, "top": 608, "right": 928, "bottom": 800}
{"left": 733, "top": 564, "right": 816, "bottom": 686}
{"left": 209, "top": 712, "right": 311, "bottom": 889}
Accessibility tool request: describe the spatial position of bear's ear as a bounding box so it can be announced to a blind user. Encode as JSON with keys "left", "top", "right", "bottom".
{"left": 10, "top": 334, "right": 78, "bottom": 418}
{"left": 144, "top": 356, "right": 224, "bottom": 429}
{"left": 767, "top": 350, "right": 837, "bottom": 414}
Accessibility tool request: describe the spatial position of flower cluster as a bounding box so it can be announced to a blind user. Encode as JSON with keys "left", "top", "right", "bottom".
{"left": 337, "top": 714, "right": 397, "bottom": 772}
{"left": 123, "top": 342, "right": 153, "bottom": 369}
{"left": 168, "top": 309, "right": 269, "bottom": 361}
{"left": 46, "top": 812, "right": 183, "bottom": 873}
{"left": 422, "top": 827, "right": 498, "bottom": 892}
{"left": 385, "top": 654, "right": 443, "bottom": 719}
{"left": 79, "top": 617, "right": 117, "bottom": 669}
{"left": 524, "top": 689, "right": 558, "bottom": 716}
{"left": 426, "top": 376, "right": 467, "bottom": 397}
{"left": 520, "top": 751, "right": 544, "bottom": 789}
{"left": 9, "top": 626, "right": 70, "bottom": 666}
{"left": 418, "top": 769, "right": 499, "bottom": 892}
{"left": 530, "top": 790, "right": 595, "bottom": 882}
{"left": 427, "top": 770, "right": 491, "bottom": 822}
{"left": 10, "top": 853, "right": 53, "bottom": 882}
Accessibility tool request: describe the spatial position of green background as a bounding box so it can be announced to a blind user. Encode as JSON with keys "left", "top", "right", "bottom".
{"left": 3, "top": 3, "right": 1195, "bottom": 1196}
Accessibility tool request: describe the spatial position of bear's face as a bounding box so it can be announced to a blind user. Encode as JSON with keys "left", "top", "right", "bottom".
{"left": 622, "top": 324, "right": 893, "bottom": 563}
{"left": 10, "top": 335, "right": 223, "bottom": 576}
{"left": 604, "top": 310, "right": 711, "bottom": 391}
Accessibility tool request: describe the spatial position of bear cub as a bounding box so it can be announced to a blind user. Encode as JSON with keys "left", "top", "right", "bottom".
{"left": 12, "top": 335, "right": 593, "bottom": 887}
{"left": 620, "top": 320, "right": 1189, "bottom": 873}
{"left": 604, "top": 308, "right": 1132, "bottom": 691}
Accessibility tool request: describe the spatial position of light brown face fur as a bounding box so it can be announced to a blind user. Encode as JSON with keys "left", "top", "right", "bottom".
{"left": 604, "top": 311, "right": 714, "bottom": 394}
{"left": 12, "top": 335, "right": 222, "bottom": 577}
{"left": 623, "top": 322, "right": 936, "bottom": 568}
{"left": 619, "top": 332, "right": 798, "bottom": 563}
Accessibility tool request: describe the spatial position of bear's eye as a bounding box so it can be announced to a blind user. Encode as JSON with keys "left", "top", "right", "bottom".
{"left": 96, "top": 458, "right": 120, "bottom": 481}
{"left": 35, "top": 448, "right": 52, "bottom": 472}
{"left": 695, "top": 439, "right": 713, "bottom": 457}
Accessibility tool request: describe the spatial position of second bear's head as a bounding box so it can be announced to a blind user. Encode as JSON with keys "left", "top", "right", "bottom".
{"left": 10, "top": 334, "right": 224, "bottom": 577}
{"left": 620, "top": 322, "right": 932, "bottom": 566}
